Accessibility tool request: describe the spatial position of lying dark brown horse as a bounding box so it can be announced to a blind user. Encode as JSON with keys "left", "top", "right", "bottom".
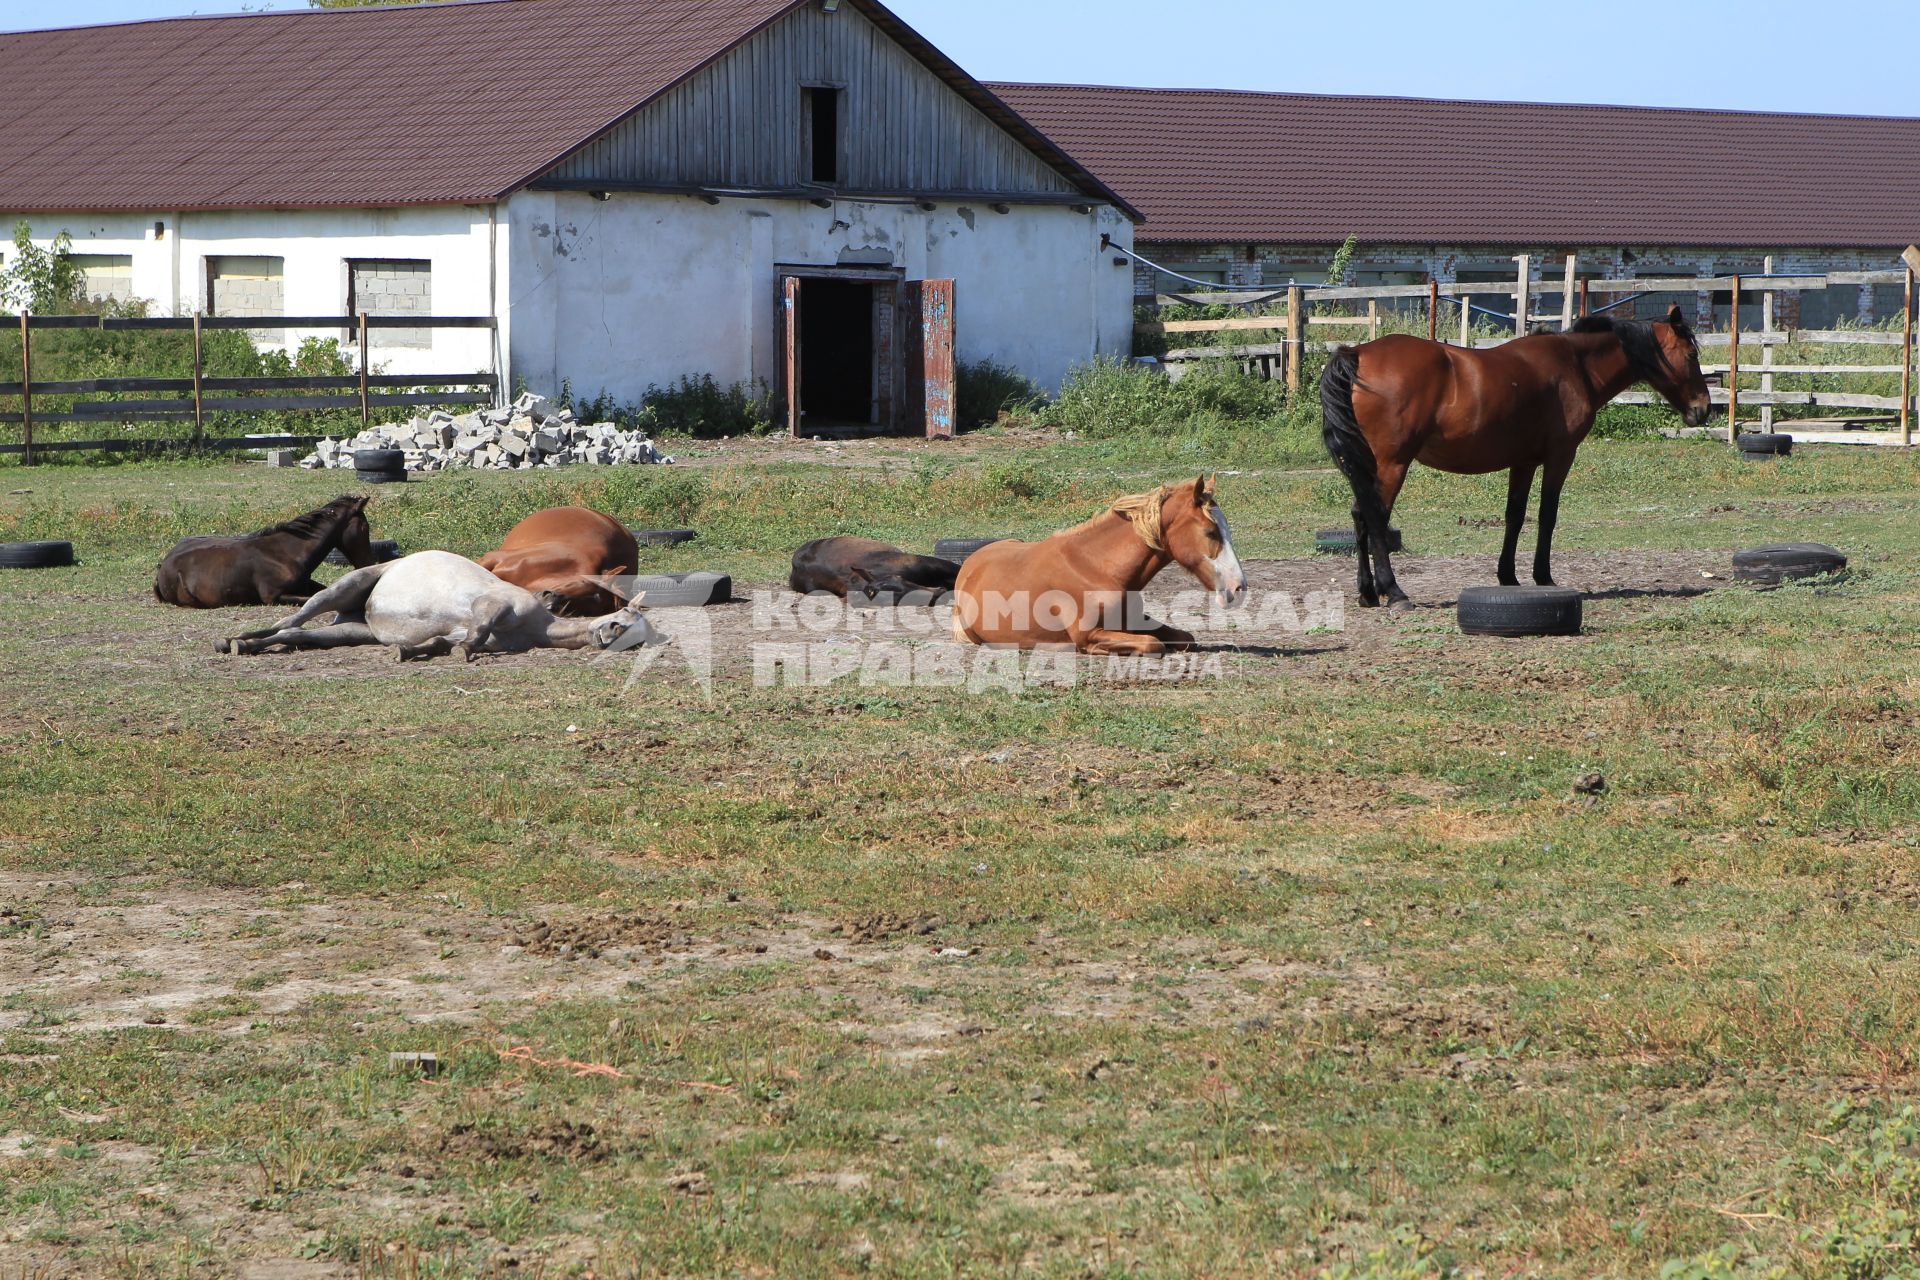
{"left": 789, "top": 537, "right": 960, "bottom": 598}
{"left": 1320, "top": 305, "right": 1712, "bottom": 607}
{"left": 154, "top": 495, "right": 375, "bottom": 608}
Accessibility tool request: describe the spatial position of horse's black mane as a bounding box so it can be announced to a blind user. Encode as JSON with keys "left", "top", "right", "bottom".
{"left": 254, "top": 496, "right": 359, "bottom": 540}
{"left": 1570, "top": 314, "right": 1670, "bottom": 382}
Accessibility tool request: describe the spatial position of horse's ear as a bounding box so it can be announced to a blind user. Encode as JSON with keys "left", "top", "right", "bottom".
{"left": 1194, "top": 474, "right": 1215, "bottom": 503}
{"left": 1665, "top": 305, "right": 1694, "bottom": 339}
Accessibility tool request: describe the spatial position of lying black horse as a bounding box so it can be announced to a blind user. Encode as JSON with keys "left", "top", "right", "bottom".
{"left": 789, "top": 537, "right": 959, "bottom": 598}
{"left": 154, "top": 495, "right": 376, "bottom": 608}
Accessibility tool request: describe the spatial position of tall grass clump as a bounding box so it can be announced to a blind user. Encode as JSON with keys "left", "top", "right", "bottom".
{"left": 957, "top": 358, "right": 1043, "bottom": 430}
{"left": 1037, "top": 356, "right": 1325, "bottom": 468}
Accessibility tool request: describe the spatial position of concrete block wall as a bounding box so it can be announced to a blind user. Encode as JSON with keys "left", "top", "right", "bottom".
{"left": 350, "top": 259, "right": 432, "bottom": 349}
{"left": 69, "top": 253, "right": 133, "bottom": 304}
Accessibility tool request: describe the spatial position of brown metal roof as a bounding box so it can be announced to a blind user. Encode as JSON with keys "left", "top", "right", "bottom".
{"left": 1, "top": 0, "right": 818, "bottom": 212}
{"left": 988, "top": 83, "right": 1920, "bottom": 249}
{"left": 0, "top": 0, "right": 1123, "bottom": 215}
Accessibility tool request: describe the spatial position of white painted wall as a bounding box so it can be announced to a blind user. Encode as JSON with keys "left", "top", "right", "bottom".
{"left": 504, "top": 190, "right": 1134, "bottom": 407}
{"left": 0, "top": 207, "right": 499, "bottom": 379}
{"left": 4, "top": 194, "right": 1135, "bottom": 414}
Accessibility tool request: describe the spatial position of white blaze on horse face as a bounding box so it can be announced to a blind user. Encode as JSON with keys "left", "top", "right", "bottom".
{"left": 1208, "top": 506, "right": 1248, "bottom": 606}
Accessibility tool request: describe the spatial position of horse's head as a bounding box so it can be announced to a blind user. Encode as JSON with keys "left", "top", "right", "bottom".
{"left": 1161, "top": 475, "right": 1248, "bottom": 607}
{"left": 329, "top": 495, "right": 377, "bottom": 568}
{"left": 1651, "top": 305, "right": 1713, "bottom": 428}
{"left": 590, "top": 596, "right": 657, "bottom": 652}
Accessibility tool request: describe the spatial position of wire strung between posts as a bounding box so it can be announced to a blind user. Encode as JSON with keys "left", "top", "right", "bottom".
{"left": 1108, "top": 235, "right": 1522, "bottom": 329}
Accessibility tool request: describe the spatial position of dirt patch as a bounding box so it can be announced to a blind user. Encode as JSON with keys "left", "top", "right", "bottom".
{"left": 837, "top": 912, "right": 945, "bottom": 944}
{"left": 438, "top": 1118, "right": 615, "bottom": 1164}
{"left": 509, "top": 913, "right": 679, "bottom": 960}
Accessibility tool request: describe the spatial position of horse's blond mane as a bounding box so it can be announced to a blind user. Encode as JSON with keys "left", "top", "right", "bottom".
{"left": 1065, "top": 484, "right": 1175, "bottom": 550}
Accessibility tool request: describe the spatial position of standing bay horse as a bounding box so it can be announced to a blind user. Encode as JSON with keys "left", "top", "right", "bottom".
{"left": 154, "top": 495, "right": 375, "bottom": 608}
{"left": 1320, "top": 305, "right": 1712, "bottom": 607}
{"left": 953, "top": 476, "right": 1246, "bottom": 653}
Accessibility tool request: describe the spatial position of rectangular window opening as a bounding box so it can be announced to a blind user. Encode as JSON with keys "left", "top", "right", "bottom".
{"left": 805, "top": 87, "right": 841, "bottom": 185}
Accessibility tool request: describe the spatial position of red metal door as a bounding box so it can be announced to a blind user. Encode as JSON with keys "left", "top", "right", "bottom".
{"left": 782, "top": 275, "right": 803, "bottom": 437}
{"left": 906, "top": 278, "right": 955, "bottom": 439}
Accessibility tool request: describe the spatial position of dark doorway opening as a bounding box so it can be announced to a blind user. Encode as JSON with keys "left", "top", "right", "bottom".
{"left": 799, "top": 278, "right": 873, "bottom": 426}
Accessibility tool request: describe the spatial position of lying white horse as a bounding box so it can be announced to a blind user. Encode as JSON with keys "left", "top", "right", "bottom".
{"left": 218, "top": 550, "right": 655, "bottom": 661}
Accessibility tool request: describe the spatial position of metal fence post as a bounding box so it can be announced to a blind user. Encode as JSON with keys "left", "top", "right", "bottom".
{"left": 358, "top": 312, "right": 371, "bottom": 428}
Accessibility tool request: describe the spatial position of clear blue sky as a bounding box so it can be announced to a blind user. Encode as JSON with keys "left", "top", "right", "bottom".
{"left": 7, "top": 0, "right": 1917, "bottom": 118}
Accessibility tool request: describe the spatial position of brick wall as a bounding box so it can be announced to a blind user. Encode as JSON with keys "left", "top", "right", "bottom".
{"left": 349, "top": 259, "right": 432, "bottom": 350}
{"left": 1134, "top": 241, "right": 1906, "bottom": 329}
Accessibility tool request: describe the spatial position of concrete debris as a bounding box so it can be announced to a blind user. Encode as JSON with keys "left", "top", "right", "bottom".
{"left": 298, "top": 392, "right": 673, "bottom": 472}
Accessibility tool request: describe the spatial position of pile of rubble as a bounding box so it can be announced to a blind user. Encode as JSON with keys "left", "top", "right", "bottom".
{"left": 298, "top": 392, "right": 673, "bottom": 473}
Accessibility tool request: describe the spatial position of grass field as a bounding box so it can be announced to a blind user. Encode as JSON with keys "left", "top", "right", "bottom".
{"left": 2, "top": 428, "right": 1919, "bottom": 1279}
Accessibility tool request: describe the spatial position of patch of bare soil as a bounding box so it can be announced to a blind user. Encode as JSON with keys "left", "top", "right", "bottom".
{"left": 836, "top": 912, "right": 946, "bottom": 944}
{"left": 438, "top": 1118, "right": 615, "bottom": 1164}
{"left": 508, "top": 913, "right": 679, "bottom": 960}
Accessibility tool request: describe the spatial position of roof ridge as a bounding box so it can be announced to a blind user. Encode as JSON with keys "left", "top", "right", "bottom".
{"left": 1, "top": 0, "right": 514, "bottom": 38}
{"left": 985, "top": 80, "right": 1920, "bottom": 127}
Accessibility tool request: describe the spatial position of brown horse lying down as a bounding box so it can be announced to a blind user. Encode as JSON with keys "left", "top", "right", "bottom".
{"left": 477, "top": 506, "right": 638, "bottom": 615}
{"left": 953, "top": 476, "right": 1246, "bottom": 654}
{"left": 789, "top": 536, "right": 959, "bottom": 598}
{"left": 154, "top": 495, "right": 374, "bottom": 608}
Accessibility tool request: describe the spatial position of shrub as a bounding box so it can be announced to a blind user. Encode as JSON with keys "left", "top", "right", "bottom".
{"left": 956, "top": 358, "right": 1043, "bottom": 430}
{"left": 555, "top": 374, "right": 775, "bottom": 439}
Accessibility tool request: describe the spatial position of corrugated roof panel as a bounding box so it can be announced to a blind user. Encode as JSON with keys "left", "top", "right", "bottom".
{"left": 989, "top": 83, "right": 1920, "bottom": 248}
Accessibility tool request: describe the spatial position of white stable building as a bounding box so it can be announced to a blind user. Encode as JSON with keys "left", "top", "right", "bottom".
{"left": 0, "top": 0, "right": 1139, "bottom": 435}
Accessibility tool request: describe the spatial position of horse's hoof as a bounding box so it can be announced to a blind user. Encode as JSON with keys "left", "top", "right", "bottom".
{"left": 454, "top": 644, "right": 475, "bottom": 664}
{"left": 394, "top": 646, "right": 412, "bottom": 663}
{"left": 1387, "top": 596, "right": 1416, "bottom": 613}
{"left": 214, "top": 639, "right": 231, "bottom": 654}
{"left": 1357, "top": 596, "right": 1382, "bottom": 608}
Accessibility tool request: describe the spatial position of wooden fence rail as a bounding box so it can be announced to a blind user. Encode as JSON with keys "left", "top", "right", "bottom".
{"left": 1139, "top": 254, "right": 1919, "bottom": 446}
{"left": 3, "top": 312, "right": 500, "bottom": 464}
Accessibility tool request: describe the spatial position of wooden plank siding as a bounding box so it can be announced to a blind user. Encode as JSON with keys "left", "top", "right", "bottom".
{"left": 542, "top": 3, "right": 1080, "bottom": 197}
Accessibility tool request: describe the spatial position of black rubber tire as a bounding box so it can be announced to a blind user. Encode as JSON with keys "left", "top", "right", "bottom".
{"left": 0, "top": 539, "right": 75, "bottom": 568}
{"left": 1457, "top": 585, "right": 1583, "bottom": 637}
{"left": 354, "top": 448, "right": 405, "bottom": 470}
{"left": 326, "top": 539, "right": 401, "bottom": 567}
{"left": 1736, "top": 433, "right": 1793, "bottom": 458}
{"left": 355, "top": 468, "right": 407, "bottom": 484}
{"left": 626, "top": 571, "right": 731, "bottom": 607}
{"left": 1315, "top": 526, "right": 1402, "bottom": 555}
{"left": 631, "top": 528, "right": 698, "bottom": 547}
{"left": 1731, "top": 542, "right": 1846, "bottom": 584}
{"left": 848, "top": 586, "right": 954, "bottom": 609}
{"left": 933, "top": 537, "right": 1009, "bottom": 561}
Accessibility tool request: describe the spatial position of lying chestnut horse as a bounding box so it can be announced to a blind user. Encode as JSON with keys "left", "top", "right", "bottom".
{"left": 478, "top": 506, "right": 637, "bottom": 615}
{"left": 953, "top": 476, "right": 1246, "bottom": 654}
{"left": 154, "top": 495, "right": 374, "bottom": 608}
{"left": 1321, "top": 305, "right": 1711, "bottom": 608}
{"left": 789, "top": 537, "right": 959, "bottom": 598}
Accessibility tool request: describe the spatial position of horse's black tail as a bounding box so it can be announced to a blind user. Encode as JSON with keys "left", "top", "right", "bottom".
{"left": 1319, "top": 346, "right": 1387, "bottom": 524}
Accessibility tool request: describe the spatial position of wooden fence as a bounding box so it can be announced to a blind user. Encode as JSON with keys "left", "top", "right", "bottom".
{"left": 1137, "top": 253, "right": 1920, "bottom": 446}
{"left": 1, "top": 312, "right": 500, "bottom": 464}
